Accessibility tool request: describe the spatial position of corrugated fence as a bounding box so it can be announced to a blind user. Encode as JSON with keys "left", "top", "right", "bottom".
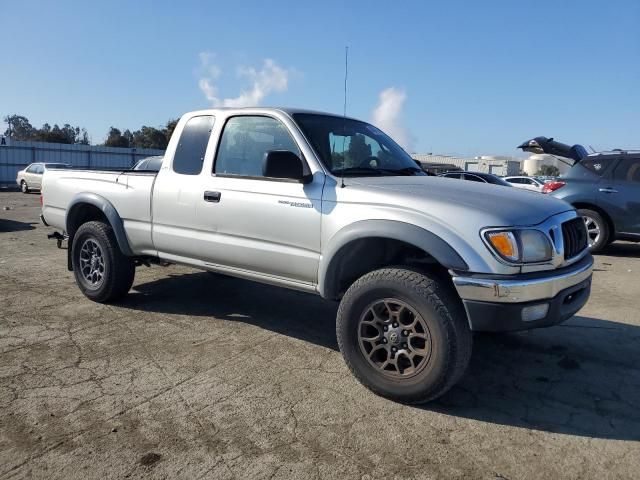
{"left": 0, "top": 139, "right": 165, "bottom": 187}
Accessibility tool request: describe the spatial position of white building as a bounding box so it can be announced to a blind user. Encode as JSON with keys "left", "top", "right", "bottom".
{"left": 412, "top": 153, "right": 522, "bottom": 176}
{"left": 522, "top": 154, "right": 571, "bottom": 176}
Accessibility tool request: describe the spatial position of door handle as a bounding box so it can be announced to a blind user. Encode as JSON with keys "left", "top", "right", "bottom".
{"left": 598, "top": 187, "right": 618, "bottom": 194}
{"left": 204, "top": 191, "right": 221, "bottom": 202}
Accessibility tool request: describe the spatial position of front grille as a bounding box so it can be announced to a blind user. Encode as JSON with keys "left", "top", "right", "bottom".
{"left": 562, "top": 217, "right": 588, "bottom": 259}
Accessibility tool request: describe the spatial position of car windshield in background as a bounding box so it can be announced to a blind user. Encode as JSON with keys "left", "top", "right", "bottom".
{"left": 293, "top": 113, "right": 424, "bottom": 177}
{"left": 133, "top": 156, "right": 163, "bottom": 171}
{"left": 45, "top": 163, "right": 71, "bottom": 168}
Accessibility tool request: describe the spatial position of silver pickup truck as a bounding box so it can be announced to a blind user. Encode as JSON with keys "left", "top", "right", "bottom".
{"left": 41, "top": 108, "right": 593, "bottom": 403}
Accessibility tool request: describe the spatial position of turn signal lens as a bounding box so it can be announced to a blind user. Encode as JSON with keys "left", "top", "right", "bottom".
{"left": 486, "top": 231, "right": 519, "bottom": 262}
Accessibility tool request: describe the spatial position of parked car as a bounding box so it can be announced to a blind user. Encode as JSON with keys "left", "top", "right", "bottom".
{"left": 504, "top": 176, "right": 545, "bottom": 192}
{"left": 535, "top": 176, "right": 558, "bottom": 184}
{"left": 16, "top": 163, "right": 71, "bottom": 193}
{"left": 132, "top": 156, "right": 164, "bottom": 171}
{"left": 438, "top": 171, "right": 513, "bottom": 187}
{"left": 543, "top": 151, "right": 640, "bottom": 252}
{"left": 41, "top": 108, "right": 592, "bottom": 404}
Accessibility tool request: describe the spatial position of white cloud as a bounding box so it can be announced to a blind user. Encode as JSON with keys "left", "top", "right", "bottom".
{"left": 371, "top": 87, "right": 414, "bottom": 151}
{"left": 197, "top": 53, "right": 291, "bottom": 108}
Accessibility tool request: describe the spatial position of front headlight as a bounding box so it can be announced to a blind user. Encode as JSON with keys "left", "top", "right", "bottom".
{"left": 519, "top": 229, "right": 553, "bottom": 262}
{"left": 484, "top": 229, "right": 553, "bottom": 264}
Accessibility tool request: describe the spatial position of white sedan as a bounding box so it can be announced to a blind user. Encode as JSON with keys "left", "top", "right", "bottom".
{"left": 503, "top": 176, "right": 545, "bottom": 192}
{"left": 16, "top": 163, "right": 71, "bottom": 193}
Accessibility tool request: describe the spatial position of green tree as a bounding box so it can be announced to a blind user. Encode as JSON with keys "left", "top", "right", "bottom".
{"left": 4, "top": 115, "right": 88, "bottom": 144}
{"left": 78, "top": 129, "right": 90, "bottom": 145}
{"left": 3, "top": 115, "right": 35, "bottom": 140}
{"left": 36, "top": 124, "right": 81, "bottom": 144}
{"left": 132, "top": 126, "right": 168, "bottom": 149}
{"left": 104, "top": 127, "right": 131, "bottom": 147}
{"left": 164, "top": 119, "right": 178, "bottom": 144}
{"left": 536, "top": 164, "right": 560, "bottom": 177}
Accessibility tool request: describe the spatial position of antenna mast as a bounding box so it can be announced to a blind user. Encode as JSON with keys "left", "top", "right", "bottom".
{"left": 341, "top": 46, "right": 349, "bottom": 188}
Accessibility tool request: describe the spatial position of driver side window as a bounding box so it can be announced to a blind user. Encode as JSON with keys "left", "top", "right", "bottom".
{"left": 214, "top": 116, "right": 300, "bottom": 177}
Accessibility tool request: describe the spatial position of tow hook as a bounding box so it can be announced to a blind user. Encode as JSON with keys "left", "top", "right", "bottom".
{"left": 47, "top": 231, "right": 68, "bottom": 249}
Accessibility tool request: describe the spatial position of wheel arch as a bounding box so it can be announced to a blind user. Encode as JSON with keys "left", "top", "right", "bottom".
{"left": 66, "top": 193, "right": 133, "bottom": 257}
{"left": 318, "top": 220, "right": 468, "bottom": 300}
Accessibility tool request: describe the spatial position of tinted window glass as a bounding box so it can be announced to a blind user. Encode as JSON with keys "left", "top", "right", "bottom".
{"left": 613, "top": 158, "right": 640, "bottom": 183}
{"left": 464, "top": 174, "right": 485, "bottom": 182}
{"left": 444, "top": 173, "right": 461, "bottom": 179}
{"left": 35, "top": 165, "right": 44, "bottom": 174}
{"left": 173, "top": 116, "right": 214, "bottom": 175}
{"left": 215, "top": 116, "right": 300, "bottom": 177}
{"left": 293, "top": 113, "right": 423, "bottom": 176}
{"left": 26, "top": 164, "right": 38, "bottom": 173}
{"left": 146, "top": 156, "right": 164, "bottom": 171}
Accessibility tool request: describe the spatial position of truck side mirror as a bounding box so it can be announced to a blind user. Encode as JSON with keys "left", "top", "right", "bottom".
{"left": 263, "top": 150, "right": 309, "bottom": 183}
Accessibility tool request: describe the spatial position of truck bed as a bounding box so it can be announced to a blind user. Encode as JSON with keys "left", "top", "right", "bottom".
{"left": 42, "top": 169, "right": 158, "bottom": 256}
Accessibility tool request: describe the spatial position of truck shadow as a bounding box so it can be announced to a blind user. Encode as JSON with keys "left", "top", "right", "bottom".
{"left": 600, "top": 242, "right": 640, "bottom": 258}
{"left": 123, "top": 271, "right": 640, "bottom": 441}
{"left": 0, "top": 219, "right": 37, "bottom": 232}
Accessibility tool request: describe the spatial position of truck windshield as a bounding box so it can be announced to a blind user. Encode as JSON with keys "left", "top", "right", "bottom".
{"left": 293, "top": 113, "right": 424, "bottom": 177}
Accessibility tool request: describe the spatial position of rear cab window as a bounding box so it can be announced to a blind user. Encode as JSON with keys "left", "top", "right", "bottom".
{"left": 172, "top": 116, "right": 215, "bottom": 175}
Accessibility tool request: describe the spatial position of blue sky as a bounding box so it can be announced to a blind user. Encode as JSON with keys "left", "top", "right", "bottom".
{"left": 1, "top": 0, "right": 638, "bottom": 156}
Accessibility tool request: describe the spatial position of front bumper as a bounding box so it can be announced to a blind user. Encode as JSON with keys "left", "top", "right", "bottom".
{"left": 451, "top": 255, "right": 593, "bottom": 331}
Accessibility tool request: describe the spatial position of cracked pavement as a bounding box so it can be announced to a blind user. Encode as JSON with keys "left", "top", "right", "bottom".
{"left": 1, "top": 191, "right": 639, "bottom": 479}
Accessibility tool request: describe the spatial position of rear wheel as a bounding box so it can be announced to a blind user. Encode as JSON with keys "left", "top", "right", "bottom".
{"left": 20, "top": 181, "right": 29, "bottom": 193}
{"left": 71, "top": 221, "right": 135, "bottom": 303}
{"left": 578, "top": 208, "right": 609, "bottom": 253}
{"left": 336, "top": 267, "right": 472, "bottom": 404}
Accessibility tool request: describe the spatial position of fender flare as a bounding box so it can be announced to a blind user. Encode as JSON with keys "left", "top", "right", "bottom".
{"left": 66, "top": 192, "right": 134, "bottom": 256}
{"left": 318, "top": 220, "right": 468, "bottom": 298}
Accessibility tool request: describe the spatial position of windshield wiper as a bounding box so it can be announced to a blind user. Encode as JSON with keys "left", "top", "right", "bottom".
{"left": 377, "top": 167, "right": 424, "bottom": 176}
{"left": 331, "top": 167, "right": 385, "bottom": 176}
{"left": 332, "top": 166, "right": 424, "bottom": 177}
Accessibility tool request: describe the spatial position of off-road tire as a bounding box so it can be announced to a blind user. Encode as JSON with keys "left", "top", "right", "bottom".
{"left": 578, "top": 208, "right": 609, "bottom": 253}
{"left": 71, "top": 221, "right": 135, "bottom": 303}
{"left": 336, "top": 267, "right": 472, "bottom": 404}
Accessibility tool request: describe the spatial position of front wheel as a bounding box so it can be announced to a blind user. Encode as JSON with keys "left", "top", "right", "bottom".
{"left": 20, "top": 181, "right": 29, "bottom": 193}
{"left": 336, "top": 267, "right": 472, "bottom": 404}
{"left": 578, "top": 208, "right": 609, "bottom": 253}
{"left": 71, "top": 221, "right": 135, "bottom": 303}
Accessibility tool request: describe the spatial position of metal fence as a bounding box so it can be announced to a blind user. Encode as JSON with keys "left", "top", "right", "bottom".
{"left": 0, "top": 139, "right": 165, "bottom": 187}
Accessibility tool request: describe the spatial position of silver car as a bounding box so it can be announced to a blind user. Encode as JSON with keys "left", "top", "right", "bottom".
{"left": 16, "top": 163, "right": 71, "bottom": 193}
{"left": 40, "top": 108, "right": 593, "bottom": 404}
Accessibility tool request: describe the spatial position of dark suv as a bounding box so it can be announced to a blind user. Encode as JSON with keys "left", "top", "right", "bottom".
{"left": 544, "top": 151, "right": 640, "bottom": 252}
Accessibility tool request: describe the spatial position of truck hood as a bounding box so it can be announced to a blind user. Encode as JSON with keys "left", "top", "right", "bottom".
{"left": 346, "top": 175, "right": 573, "bottom": 227}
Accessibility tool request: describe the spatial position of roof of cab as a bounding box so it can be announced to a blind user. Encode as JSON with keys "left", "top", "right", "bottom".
{"left": 183, "top": 107, "right": 360, "bottom": 121}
